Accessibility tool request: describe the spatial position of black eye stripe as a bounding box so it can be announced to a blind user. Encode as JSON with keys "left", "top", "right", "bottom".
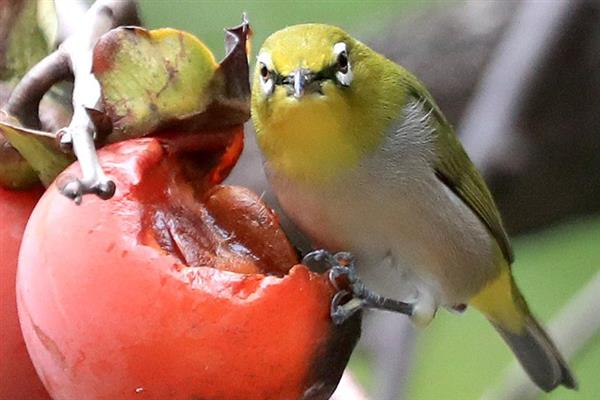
{"left": 313, "top": 64, "right": 338, "bottom": 81}
{"left": 274, "top": 73, "right": 291, "bottom": 85}
{"left": 267, "top": 56, "right": 350, "bottom": 88}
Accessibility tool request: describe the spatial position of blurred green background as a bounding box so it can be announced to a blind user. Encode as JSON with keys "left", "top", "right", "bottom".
{"left": 141, "top": 1, "right": 600, "bottom": 399}
{"left": 140, "top": 0, "right": 421, "bottom": 59}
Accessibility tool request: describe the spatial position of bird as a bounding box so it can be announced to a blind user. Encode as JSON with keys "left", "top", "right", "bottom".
{"left": 250, "top": 23, "right": 576, "bottom": 392}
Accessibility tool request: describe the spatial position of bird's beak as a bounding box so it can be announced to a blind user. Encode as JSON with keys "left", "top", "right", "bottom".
{"left": 292, "top": 68, "right": 311, "bottom": 98}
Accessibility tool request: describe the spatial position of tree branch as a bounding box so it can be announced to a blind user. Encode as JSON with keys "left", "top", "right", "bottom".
{"left": 4, "top": 0, "right": 139, "bottom": 203}
{"left": 5, "top": 50, "right": 71, "bottom": 129}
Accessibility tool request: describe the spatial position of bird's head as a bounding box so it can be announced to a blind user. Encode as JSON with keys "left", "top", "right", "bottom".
{"left": 251, "top": 24, "right": 405, "bottom": 182}
{"left": 253, "top": 24, "right": 356, "bottom": 101}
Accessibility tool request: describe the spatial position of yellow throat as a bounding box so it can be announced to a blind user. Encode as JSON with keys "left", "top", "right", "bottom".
{"left": 254, "top": 85, "right": 364, "bottom": 182}
{"left": 251, "top": 24, "right": 407, "bottom": 184}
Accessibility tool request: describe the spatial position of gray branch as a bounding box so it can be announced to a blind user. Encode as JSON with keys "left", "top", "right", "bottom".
{"left": 5, "top": 51, "right": 71, "bottom": 129}
{"left": 4, "top": 0, "right": 139, "bottom": 203}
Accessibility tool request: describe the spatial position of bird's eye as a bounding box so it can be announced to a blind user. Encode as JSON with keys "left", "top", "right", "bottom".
{"left": 259, "top": 63, "right": 270, "bottom": 81}
{"left": 333, "top": 42, "right": 353, "bottom": 87}
{"left": 337, "top": 51, "right": 349, "bottom": 74}
{"left": 257, "top": 61, "right": 274, "bottom": 96}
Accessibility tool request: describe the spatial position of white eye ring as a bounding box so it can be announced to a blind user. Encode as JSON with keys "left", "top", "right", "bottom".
{"left": 333, "top": 42, "right": 353, "bottom": 87}
{"left": 257, "top": 52, "right": 274, "bottom": 96}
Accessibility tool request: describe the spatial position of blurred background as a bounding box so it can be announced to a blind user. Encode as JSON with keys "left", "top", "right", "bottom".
{"left": 140, "top": 1, "right": 600, "bottom": 400}
{"left": 5, "top": 1, "right": 592, "bottom": 399}
{"left": 141, "top": 1, "right": 600, "bottom": 399}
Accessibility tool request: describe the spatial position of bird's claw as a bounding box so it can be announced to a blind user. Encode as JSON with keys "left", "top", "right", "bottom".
{"left": 303, "top": 249, "right": 357, "bottom": 287}
{"left": 328, "top": 265, "right": 348, "bottom": 291}
{"left": 330, "top": 290, "right": 363, "bottom": 326}
{"left": 301, "top": 249, "right": 336, "bottom": 271}
{"left": 305, "top": 249, "right": 415, "bottom": 325}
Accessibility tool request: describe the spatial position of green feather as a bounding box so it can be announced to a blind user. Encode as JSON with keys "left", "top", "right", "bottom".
{"left": 404, "top": 77, "right": 514, "bottom": 264}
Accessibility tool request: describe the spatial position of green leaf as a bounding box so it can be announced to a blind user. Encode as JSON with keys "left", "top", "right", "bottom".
{"left": 0, "top": 0, "right": 60, "bottom": 188}
{"left": 0, "top": 111, "right": 73, "bottom": 186}
{"left": 93, "top": 20, "right": 251, "bottom": 141}
{"left": 0, "top": 133, "right": 38, "bottom": 189}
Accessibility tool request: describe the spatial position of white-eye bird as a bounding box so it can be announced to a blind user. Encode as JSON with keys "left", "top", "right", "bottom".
{"left": 250, "top": 24, "right": 576, "bottom": 392}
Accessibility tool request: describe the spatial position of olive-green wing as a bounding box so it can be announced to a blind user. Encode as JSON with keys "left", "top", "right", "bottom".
{"left": 433, "top": 120, "right": 514, "bottom": 263}
{"left": 405, "top": 83, "right": 514, "bottom": 264}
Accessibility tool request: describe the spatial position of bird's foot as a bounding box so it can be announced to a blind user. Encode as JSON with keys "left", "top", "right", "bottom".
{"left": 302, "top": 249, "right": 415, "bottom": 325}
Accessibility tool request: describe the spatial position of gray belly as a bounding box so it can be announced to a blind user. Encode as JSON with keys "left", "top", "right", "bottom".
{"left": 268, "top": 166, "right": 500, "bottom": 307}
{"left": 262, "top": 98, "right": 503, "bottom": 307}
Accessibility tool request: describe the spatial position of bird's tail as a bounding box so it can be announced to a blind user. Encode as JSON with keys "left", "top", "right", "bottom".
{"left": 470, "top": 266, "right": 577, "bottom": 392}
{"left": 491, "top": 312, "right": 576, "bottom": 391}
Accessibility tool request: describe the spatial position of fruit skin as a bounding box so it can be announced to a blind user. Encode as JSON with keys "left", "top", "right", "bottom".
{"left": 17, "top": 138, "right": 360, "bottom": 400}
{"left": 0, "top": 186, "right": 50, "bottom": 400}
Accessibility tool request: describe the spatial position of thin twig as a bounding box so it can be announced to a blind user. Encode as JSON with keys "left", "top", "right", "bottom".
{"left": 5, "top": 51, "right": 71, "bottom": 129}
{"left": 4, "top": 0, "right": 138, "bottom": 202}
{"left": 58, "top": 0, "right": 139, "bottom": 203}
{"left": 54, "top": 0, "right": 90, "bottom": 42}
